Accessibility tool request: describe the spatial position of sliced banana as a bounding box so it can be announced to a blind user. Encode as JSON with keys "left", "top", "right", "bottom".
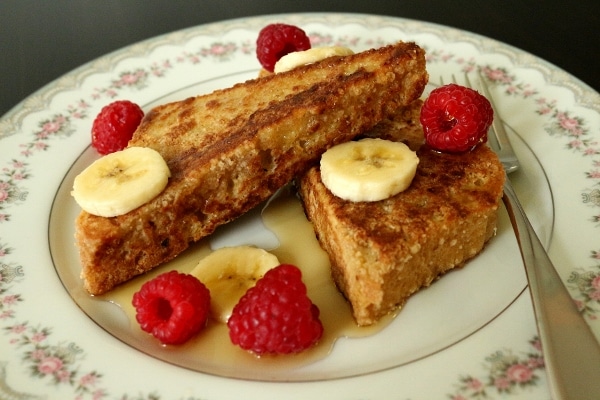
{"left": 71, "top": 146, "right": 170, "bottom": 217}
{"left": 320, "top": 138, "right": 419, "bottom": 202}
{"left": 190, "top": 246, "right": 280, "bottom": 323}
{"left": 274, "top": 46, "right": 354, "bottom": 73}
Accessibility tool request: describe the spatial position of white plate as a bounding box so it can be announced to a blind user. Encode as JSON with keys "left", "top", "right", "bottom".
{"left": 1, "top": 13, "right": 599, "bottom": 399}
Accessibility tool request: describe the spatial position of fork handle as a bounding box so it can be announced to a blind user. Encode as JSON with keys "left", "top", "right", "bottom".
{"left": 502, "top": 179, "right": 600, "bottom": 399}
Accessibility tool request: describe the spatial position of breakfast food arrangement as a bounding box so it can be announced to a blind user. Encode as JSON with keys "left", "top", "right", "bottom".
{"left": 71, "top": 22, "right": 504, "bottom": 356}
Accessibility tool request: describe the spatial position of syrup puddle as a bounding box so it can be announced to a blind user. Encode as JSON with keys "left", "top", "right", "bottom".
{"left": 97, "top": 186, "right": 390, "bottom": 377}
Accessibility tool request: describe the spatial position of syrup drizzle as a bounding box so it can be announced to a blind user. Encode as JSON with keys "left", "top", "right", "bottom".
{"left": 98, "top": 186, "right": 390, "bottom": 377}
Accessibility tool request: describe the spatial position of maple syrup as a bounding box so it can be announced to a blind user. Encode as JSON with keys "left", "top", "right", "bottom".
{"left": 99, "top": 186, "right": 389, "bottom": 377}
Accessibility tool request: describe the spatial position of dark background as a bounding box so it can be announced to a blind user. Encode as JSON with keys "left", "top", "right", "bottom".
{"left": 1, "top": 0, "right": 598, "bottom": 117}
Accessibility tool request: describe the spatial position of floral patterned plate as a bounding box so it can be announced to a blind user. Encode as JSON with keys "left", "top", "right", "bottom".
{"left": 1, "top": 13, "right": 599, "bottom": 400}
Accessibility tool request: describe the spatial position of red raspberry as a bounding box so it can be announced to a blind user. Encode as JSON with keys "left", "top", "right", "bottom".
{"left": 132, "top": 270, "right": 210, "bottom": 345}
{"left": 419, "top": 83, "right": 493, "bottom": 153}
{"left": 91, "top": 100, "right": 144, "bottom": 155}
{"left": 256, "top": 23, "right": 311, "bottom": 72}
{"left": 227, "top": 264, "right": 323, "bottom": 355}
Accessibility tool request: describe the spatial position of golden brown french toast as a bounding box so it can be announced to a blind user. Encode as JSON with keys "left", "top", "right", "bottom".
{"left": 298, "top": 101, "right": 505, "bottom": 326}
{"left": 75, "top": 41, "right": 428, "bottom": 295}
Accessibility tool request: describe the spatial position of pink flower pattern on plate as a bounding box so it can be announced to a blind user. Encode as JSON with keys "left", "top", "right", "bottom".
{"left": 449, "top": 338, "right": 544, "bottom": 398}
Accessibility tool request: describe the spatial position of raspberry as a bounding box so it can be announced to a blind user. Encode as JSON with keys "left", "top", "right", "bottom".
{"left": 91, "top": 100, "right": 144, "bottom": 155}
{"left": 132, "top": 270, "right": 210, "bottom": 345}
{"left": 227, "top": 264, "right": 323, "bottom": 355}
{"left": 419, "top": 83, "right": 493, "bottom": 153}
{"left": 256, "top": 23, "right": 311, "bottom": 72}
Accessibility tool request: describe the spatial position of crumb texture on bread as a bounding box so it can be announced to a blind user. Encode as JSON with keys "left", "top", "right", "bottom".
{"left": 75, "top": 41, "right": 428, "bottom": 295}
{"left": 298, "top": 103, "right": 505, "bottom": 326}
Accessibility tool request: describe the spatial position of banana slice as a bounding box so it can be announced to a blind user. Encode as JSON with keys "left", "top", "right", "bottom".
{"left": 190, "top": 246, "right": 280, "bottom": 323}
{"left": 72, "top": 146, "right": 171, "bottom": 217}
{"left": 320, "top": 138, "right": 419, "bottom": 202}
{"left": 274, "top": 46, "right": 354, "bottom": 73}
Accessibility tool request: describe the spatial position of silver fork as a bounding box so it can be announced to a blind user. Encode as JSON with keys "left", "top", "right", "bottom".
{"left": 457, "top": 72, "right": 600, "bottom": 399}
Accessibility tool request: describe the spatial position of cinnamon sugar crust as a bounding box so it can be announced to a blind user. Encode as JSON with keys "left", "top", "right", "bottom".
{"left": 298, "top": 101, "right": 505, "bottom": 325}
{"left": 75, "top": 41, "right": 428, "bottom": 295}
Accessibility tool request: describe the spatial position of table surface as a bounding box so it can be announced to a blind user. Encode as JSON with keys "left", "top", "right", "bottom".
{"left": 1, "top": 0, "right": 598, "bottom": 117}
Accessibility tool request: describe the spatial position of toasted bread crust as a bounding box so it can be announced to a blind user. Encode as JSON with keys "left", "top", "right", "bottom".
{"left": 298, "top": 102, "right": 505, "bottom": 325}
{"left": 76, "top": 41, "right": 428, "bottom": 295}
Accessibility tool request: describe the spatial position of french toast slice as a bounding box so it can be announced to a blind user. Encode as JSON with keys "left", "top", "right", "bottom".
{"left": 297, "top": 100, "right": 505, "bottom": 326}
{"left": 75, "top": 41, "right": 428, "bottom": 295}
